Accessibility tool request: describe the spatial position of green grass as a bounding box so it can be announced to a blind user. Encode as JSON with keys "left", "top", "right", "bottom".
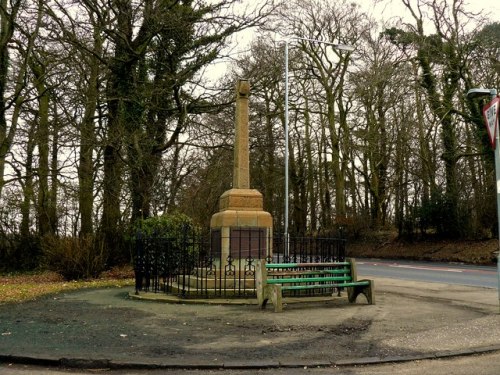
{"left": 0, "top": 268, "right": 134, "bottom": 304}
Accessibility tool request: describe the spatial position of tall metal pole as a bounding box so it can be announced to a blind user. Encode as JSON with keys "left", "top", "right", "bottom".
{"left": 495, "top": 129, "right": 500, "bottom": 314}
{"left": 284, "top": 40, "right": 289, "bottom": 258}
{"left": 467, "top": 87, "right": 500, "bottom": 313}
{"left": 491, "top": 89, "right": 500, "bottom": 314}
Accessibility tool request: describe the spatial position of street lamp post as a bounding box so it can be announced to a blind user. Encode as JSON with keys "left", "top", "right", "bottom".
{"left": 284, "top": 37, "right": 354, "bottom": 257}
{"left": 467, "top": 87, "right": 500, "bottom": 314}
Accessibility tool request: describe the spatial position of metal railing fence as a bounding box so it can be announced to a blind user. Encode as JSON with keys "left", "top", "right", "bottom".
{"left": 134, "top": 227, "right": 346, "bottom": 298}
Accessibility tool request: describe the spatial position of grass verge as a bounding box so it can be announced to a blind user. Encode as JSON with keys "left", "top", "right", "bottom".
{"left": 0, "top": 267, "right": 134, "bottom": 304}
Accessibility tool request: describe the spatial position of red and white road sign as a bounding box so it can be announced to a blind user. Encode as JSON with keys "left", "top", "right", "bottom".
{"left": 483, "top": 96, "right": 500, "bottom": 148}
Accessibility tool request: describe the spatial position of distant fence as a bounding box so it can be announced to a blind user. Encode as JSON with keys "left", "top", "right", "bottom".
{"left": 134, "top": 227, "right": 346, "bottom": 298}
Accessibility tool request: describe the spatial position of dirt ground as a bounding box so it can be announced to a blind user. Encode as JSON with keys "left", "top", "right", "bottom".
{"left": 0, "top": 279, "right": 500, "bottom": 364}
{"left": 1, "top": 283, "right": 499, "bottom": 366}
{"left": 0, "top": 289, "right": 384, "bottom": 362}
{"left": 347, "top": 235, "right": 498, "bottom": 265}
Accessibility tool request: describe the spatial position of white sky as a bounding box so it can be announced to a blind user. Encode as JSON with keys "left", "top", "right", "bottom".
{"left": 239, "top": 0, "right": 500, "bottom": 53}
{"left": 359, "top": 0, "right": 500, "bottom": 22}
{"left": 207, "top": 0, "right": 500, "bottom": 83}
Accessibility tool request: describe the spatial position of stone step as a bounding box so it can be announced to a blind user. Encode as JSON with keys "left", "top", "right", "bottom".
{"left": 166, "top": 281, "right": 256, "bottom": 297}
{"left": 175, "top": 274, "right": 256, "bottom": 289}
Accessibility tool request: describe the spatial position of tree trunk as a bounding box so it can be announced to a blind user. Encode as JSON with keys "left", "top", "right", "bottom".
{"left": 49, "top": 107, "right": 59, "bottom": 234}
{"left": 20, "top": 122, "right": 36, "bottom": 236}
{"left": 0, "top": 0, "right": 24, "bottom": 198}
{"left": 101, "top": 0, "right": 136, "bottom": 247}
{"left": 319, "top": 114, "right": 333, "bottom": 231}
{"left": 31, "top": 60, "right": 53, "bottom": 236}
{"left": 78, "top": 22, "right": 102, "bottom": 236}
{"left": 303, "top": 95, "right": 317, "bottom": 233}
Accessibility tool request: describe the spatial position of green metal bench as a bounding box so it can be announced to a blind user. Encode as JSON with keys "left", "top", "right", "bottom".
{"left": 256, "top": 258, "right": 375, "bottom": 312}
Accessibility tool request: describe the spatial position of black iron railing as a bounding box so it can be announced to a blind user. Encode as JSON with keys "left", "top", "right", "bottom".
{"left": 134, "top": 228, "right": 346, "bottom": 298}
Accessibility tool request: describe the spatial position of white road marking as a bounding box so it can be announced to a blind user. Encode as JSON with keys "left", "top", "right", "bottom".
{"left": 387, "top": 264, "right": 463, "bottom": 273}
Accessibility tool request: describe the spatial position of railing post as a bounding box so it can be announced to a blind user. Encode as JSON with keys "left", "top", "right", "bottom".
{"left": 134, "top": 231, "right": 144, "bottom": 294}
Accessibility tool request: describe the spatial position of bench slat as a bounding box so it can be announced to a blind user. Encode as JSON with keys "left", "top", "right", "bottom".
{"left": 280, "top": 280, "right": 371, "bottom": 291}
{"left": 266, "top": 262, "right": 350, "bottom": 269}
{"left": 268, "top": 268, "right": 350, "bottom": 276}
{"left": 267, "top": 275, "right": 351, "bottom": 284}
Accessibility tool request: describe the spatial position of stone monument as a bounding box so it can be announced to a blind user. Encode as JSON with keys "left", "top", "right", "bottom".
{"left": 210, "top": 79, "right": 273, "bottom": 269}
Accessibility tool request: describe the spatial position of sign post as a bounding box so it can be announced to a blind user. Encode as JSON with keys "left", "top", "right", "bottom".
{"left": 482, "top": 94, "right": 500, "bottom": 313}
{"left": 483, "top": 97, "right": 500, "bottom": 148}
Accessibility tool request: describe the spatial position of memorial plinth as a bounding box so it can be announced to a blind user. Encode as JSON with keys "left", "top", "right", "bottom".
{"left": 210, "top": 80, "right": 273, "bottom": 269}
{"left": 211, "top": 189, "right": 272, "bottom": 228}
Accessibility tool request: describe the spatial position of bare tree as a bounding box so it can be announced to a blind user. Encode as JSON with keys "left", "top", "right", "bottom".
{"left": 0, "top": 0, "right": 38, "bottom": 198}
{"left": 384, "top": 0, "right": 481, "bottom": 236}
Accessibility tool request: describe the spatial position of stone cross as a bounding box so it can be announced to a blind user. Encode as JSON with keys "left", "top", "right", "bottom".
{"left": 233, "top": 79, "right": 250, "bottom": 189}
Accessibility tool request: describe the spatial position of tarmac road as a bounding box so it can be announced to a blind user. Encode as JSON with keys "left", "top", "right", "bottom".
{"left": 358, "top": 259, "right": 498, "bottom": 288}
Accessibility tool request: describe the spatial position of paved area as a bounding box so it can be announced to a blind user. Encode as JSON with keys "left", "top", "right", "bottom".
{"left": 0, "top": 277, "right": 499, "bottom": 372}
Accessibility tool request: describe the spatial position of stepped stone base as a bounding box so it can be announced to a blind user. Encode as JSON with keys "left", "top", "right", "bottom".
{"left": 211, "top": 188, "right": 273, "bottom": 270}
{"left": 211, "top": 209, "right": 272, "bottom": 228}
{"left": 211, "top": 188, "right": 272, "bottom": 228}
{"left": 218, "top": 189, "right": 264, "bottom": 211}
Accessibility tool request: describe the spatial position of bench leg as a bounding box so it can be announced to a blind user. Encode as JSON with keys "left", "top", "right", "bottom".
{"left": 257, "top": 287, "right": 267, "bottom": 309}
{"left": 271, "top": 284, "right": 283, "bottom": 313}
{"left": 256, "top": 260, "right": 270, "bottom": 309}
{"left": 258, "top": 285, "right": 274, "bottom": 309}
{"left": 257, "top": 284, "right": 283, "bottom": 312}
{"left": 347, "top": 280, "right": 375, "bottom": 305}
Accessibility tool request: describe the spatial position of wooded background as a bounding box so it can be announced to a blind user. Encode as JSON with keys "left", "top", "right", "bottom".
{"left": 0, "top": 0, "right": 499, "bottom": 272}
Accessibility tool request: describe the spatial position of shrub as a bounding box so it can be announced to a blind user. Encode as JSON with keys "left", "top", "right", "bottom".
{"left": 132, "top": 213, "right": 203, "bottom": 280}
{"left": 0, "top": 234, "right": 42, "bottom": 272}
{"left": 132, "top": 212, "right": 199, "bottom": 239}
{"left": 41, "top": 235, "right": 107, "bottom": 280}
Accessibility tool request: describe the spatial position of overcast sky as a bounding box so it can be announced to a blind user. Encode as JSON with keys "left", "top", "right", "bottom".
{"left": 207, "top": 0, "right": 500, "bottom": 83}
{"left": 361, "top": 0, "right": 500, "bottom": 24}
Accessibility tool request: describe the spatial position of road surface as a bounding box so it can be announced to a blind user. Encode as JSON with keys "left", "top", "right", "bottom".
{"left": 357, "top": 258, "right": 498, "bottom": 288}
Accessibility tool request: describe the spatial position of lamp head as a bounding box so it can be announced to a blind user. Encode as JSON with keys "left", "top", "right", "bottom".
{"left": 333, "top": 44, "right": 355, "bottom": 52}
{"left": 467, "top": 88, "right": 496, "bottom": 99}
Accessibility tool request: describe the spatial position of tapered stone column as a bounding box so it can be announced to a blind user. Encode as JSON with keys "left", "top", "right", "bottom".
{"left": 233, "top": 79, "right": 250, "bottom": 189}
{"left": 210, "top": 80, "right": 273, "bottom": 272}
